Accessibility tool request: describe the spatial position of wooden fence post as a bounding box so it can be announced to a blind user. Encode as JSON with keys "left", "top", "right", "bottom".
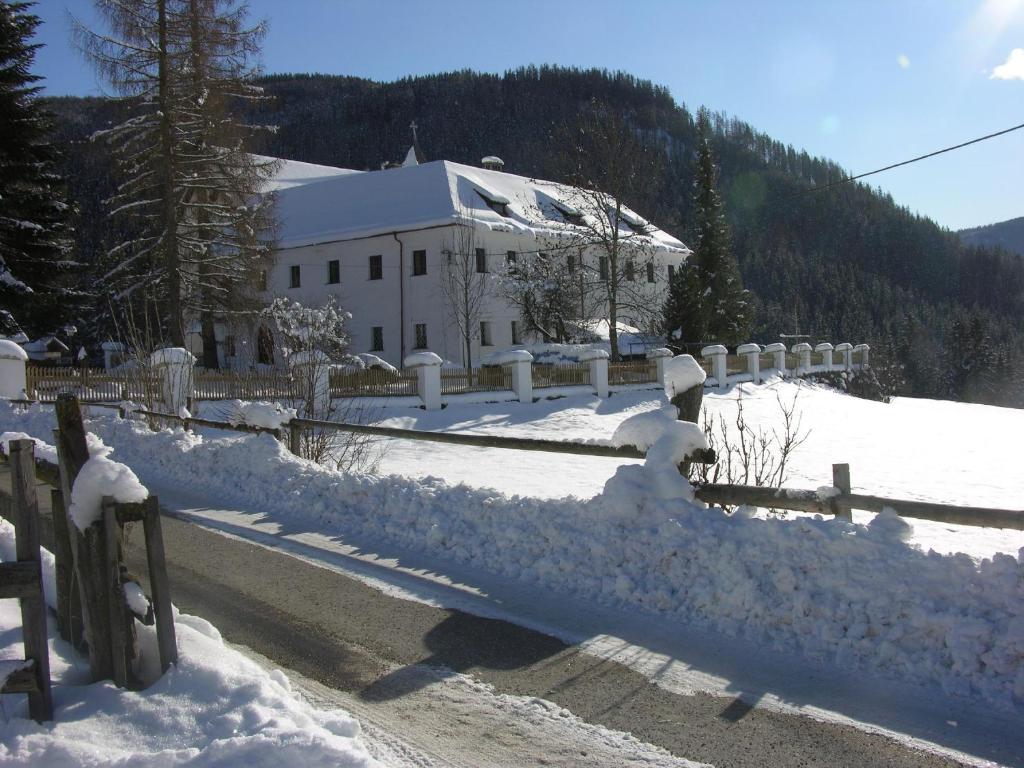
{"left": 48, "top": 486, "right": 81, "bottom": 646}
{"left": 142, "top": 496, "right": 177, "bottom": 672}
{"left": 55, "top": 394, "right": 114, "bottom": 681}
{"left": 289, "top": 421, "right": 302, "bottom": 456}
{"left": 102, "top": 497, "right": 135, "bottom": 688}
{"left": 832, "top": 463, "right": 853, "bottom": 522}
{"left": 9, "top": 440, "right": 53, "bottom": 722}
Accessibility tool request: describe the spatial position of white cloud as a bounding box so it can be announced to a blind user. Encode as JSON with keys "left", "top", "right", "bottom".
{"left": 897, "top": 54, "right": 911, "bottom": 69}
{"left": 991, "top": 48, "right": 1024, "bottom": 79}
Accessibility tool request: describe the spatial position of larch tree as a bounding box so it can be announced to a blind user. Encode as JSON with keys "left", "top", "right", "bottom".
{"left": 666, "top": 107, "right": 751, "bottom": 347}
{"left": 0, "top": 0, "right": 73, "bottom": 339}
{"left": 76, "top": 0, "right": 275, "bottom": 363}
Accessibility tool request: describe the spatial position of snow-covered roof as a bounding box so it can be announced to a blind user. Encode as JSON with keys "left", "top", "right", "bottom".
{"left": 257, "top": 155, "right": 362, "bottom": 193}
{"left": 271, "top": 159, "right": 690, "bottom": 255}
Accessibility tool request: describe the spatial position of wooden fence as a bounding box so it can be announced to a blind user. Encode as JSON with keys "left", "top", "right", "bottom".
{"left": 532, "top": 363, "right": 591, "bottom": 389}
{"left": 440, "top": 366, "right": 513, "bottom": 395}
{"left": 330, "top": 367, "right": 418, "bottom": 398}
{"left": 25, "top": 366, "right": 160, "bottom": 403}
{"left": 194, "top": 369, "right": 293, "bottom": 401}
{"left": 608, "top": 360, "right": 657, "bottom": 386}
{"left": 73, "top": 400, "right": 1024, "bottom": 531}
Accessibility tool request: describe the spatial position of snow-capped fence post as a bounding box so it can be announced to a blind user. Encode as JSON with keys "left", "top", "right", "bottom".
{"left": 0, "top": 339, "right": 28, "bottom": 400}
{"left": 791, "top": 342, "right": 812, "bottom": 375}
{"left": 55, "top": 395, "right": 115, "bottom": 681}
{"left": 665, "top": 354, "right": 707, "bottom": 425}
{"left": 815, "top": 342, "right": 834, "bottom": 370}
{"left": 149, "top": 348, "right": 195, "bottom": 416}
{"left": 763, "top": 342, "right": 787, "bottom": 377}
{"left": 505, "top": 350, "right": 534, "bottom": 404}
{"left": 289, "top": 350, "right": 331, "bottom": 419}
{"left": 701, "top": 345, "right": 728, "bottom": 389}
{"left": 834, "top": 343, "right": 853, "bottom": 371}
{"left": 736, "top": 343, "right": 761, "bottom": 383}
{"left": 101, "top": 341, "right": 126, "bottom": 371}
{"left": 646, "top": 347, "right": 673, "bottom": 389}
{"left": 4, "top": 439, "right": 54, "bottom": 722}
{"left": 854, "top": 343, "right": 870, "bottom": 368}
{"left": 580, "top": 348, "right": 610, "bottom": 399}
{"left": 403, "top": 351, "right": 443, "bottom": 410}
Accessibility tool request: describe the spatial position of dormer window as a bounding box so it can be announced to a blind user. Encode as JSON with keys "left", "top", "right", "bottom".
{"left": 618, "top": 208, "right": 650, "bottom": 235}
{"left": 551, "top": 199, "right": 584, "bottom": 226}
{"left": 476, "top": 189, "right": 509, "bottom": 217}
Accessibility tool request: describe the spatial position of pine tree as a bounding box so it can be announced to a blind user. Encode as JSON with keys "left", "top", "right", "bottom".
{"left": 681, "top": 108, "right": 751, "bottom": 346}
{"left": 0, "top": 0, "right": 73, "bottom": 338}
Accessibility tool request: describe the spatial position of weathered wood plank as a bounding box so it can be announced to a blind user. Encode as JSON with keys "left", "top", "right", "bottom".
{"left": 845, "top": 494, "right": 1024, "bottom": 530}
{"left": 831, "top": 463, "right": 853, "bottom": 522}
{"left": 694, "top": 483, "right": 834, "bottom": 514}
{"left": 49, "top": 488, "right": 79, "bottom": 644}
{"left": 0, "top": 561, "right": 41, "bottom": 599}
{"left": 9, "top": 440, "right": 53, "bottom": 722}
{"left": 56, "top": 395, "right": 114, "bottom": 680}
{"left": 102, "top": 498, "right": 132, "bottom": 689}
{"left": 0, "top": 660, "right": 38, "bottom": 694}
{"left": 143, "top": 496, "right": 177, "bottom": 672}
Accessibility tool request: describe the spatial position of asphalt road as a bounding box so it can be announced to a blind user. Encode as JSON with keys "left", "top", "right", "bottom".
{"left": 121, "top": 510, "right": 979, "bottom": 768}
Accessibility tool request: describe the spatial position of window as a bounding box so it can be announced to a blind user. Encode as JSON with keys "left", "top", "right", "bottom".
{"left": 511, "top": 320, "right": 520, "bottom": 345}
{"left": 289, "top": 265, "right": 300, "bottom": 288}
{"left": 369, "top": 255, "right": 382, "bottom": 280}
{"left": 480, "top": 321, "right": 492, "bottom": 347}
{"left": 599, "top": 256, "right": 609, "bottom": 281}
{"left": 626, "top": 259, "right": 635, "bottom": 282}
{"left": 567, "top": 255, "right": 576, "bottom": 274}
{"left": 667, "top": 264, "right": 676, "bottom": 282}
{"left": 225, "top": 336, "right": 236, "bottom": 357}
{"left": 647, "top": 262, "right": 655, "bottom": 283}
{"left": 476, "top": 248, "right": 488, "bottom": 273}
{"left": 371, "top": 326, "right": 384, "bottom": 352}
{"left": 257, "top": 269, "right": 267, "bottom": 292}
{"left": 327, "top": 259, "right": 340, "bottom": 284}
{"left": 414, "top": 323, "right": 428, "bottom": 349}
{"left": 506, "top": 250, "right": 517, "bottom": 268}
{"left": 412, "top": 249, "right": 427, "bottom": 276}
{"left": 476, "top": 190, "right": 508, "bottom": 217}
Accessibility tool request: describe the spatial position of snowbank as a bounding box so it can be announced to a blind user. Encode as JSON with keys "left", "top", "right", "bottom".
{"left": 607, "top": 406, "right": 707, "bottom": 502}
{"left": 0, "top": 520, "right": 381, "bottom": 767}
{"left": 226, "top": 400, "right": 297, "bottom": 430}
{"left": 2, "top": 403, "right": 1021, "bottom": 711}
{"left": 482, "top": 349, "right": 533, "bottom": 365}
{"left": 403, "top": 351, "right": 442, "bottom": 368}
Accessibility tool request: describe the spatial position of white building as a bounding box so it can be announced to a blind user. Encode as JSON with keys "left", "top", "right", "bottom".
{"left": 202, "top": 153, "right": 691, "bottom": 370}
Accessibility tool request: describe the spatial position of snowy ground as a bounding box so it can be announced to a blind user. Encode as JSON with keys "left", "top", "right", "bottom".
{"left": 1, "top": 382, "right": 1022, "bottom": 765}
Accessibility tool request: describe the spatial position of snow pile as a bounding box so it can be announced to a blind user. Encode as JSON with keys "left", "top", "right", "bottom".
{"left": 481, "top": 349, "right": 533, "bottom": 365}
{"left": 403, "top": 351, "right": 442, "bottom": 367}
{"left": 226, "top": 399, "right": 297, "bottom": 430}
{"left": 663, "top": 355, "right": 706, "bottom": 398}
{"left": 355, "top": 353, "right": 397, "bottom": 373}
{"left": 606, "top": 406, "right": 707, "bottom": 503}
{"left": 68, "top": 442, "right": 149, "bottom": 530}
{"left": 149, "top": 347, "right": 195, "bottom": 367}
{"left": 0, "top": 521, "right": 382, "bottom": 767}
{"left": 0, "top": 431, "right": 58, "bottom": 464}
{"left": 2, "top": 403, "right": 1023, "bottom": 711}
{"left": 0, "top": 339, "right": 28, "bottom": 361}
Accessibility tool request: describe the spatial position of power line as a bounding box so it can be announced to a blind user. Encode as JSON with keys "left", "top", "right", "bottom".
{"left": 800, "top": 120, "right": 1024, "bottom": 196}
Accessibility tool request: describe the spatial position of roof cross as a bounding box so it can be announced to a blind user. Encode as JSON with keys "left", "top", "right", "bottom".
{"left": 410, "top": 120, "right": 418, "bottom": 143}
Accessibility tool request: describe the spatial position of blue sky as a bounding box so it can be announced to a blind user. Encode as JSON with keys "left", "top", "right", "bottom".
{"left": 29, "top": 0, "right": 1024, "bottom": 230}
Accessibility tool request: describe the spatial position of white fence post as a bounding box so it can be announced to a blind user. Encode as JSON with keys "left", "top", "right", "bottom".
{"left": 791, "top": 342, "right": 812, "bottom": 375}
{"left": 149, "top": 348, "right": 195, "bottom": 415}
{"left": 289, "top": 350, "right": 332, "bottom": 418}
{"left": 507, "top": 350, "right": 534, "bottom": 404}
{"left": 736, "top": 343, "right": 761, "bottom": 383}
{"left": 580, "top": 349, "right": 609, "bottom": 399}
{"left": 854, "top": 343, "right": 870, "bottom": 369}
{"left": 763, "top": 342, "right": 787, "bottom": 377}
{"left": 0, "top": 340, "right": 28, "bottom": 399}
{"left": 814, "top": 342, "right": 834, "bottom": 370}
{"left": 647, "top": 347, "right": 673, "bottom": 389}
{"left": 701, "top": 344, "right": 728, "bottom": 389}
{"left": 101, "top": 341, "right": 126, "bottom": 371}
{"left": 834, "top": 342, "right": 853, "bottom": 371}
{"left": 404, "top": 351, "right": 443, "bottom": 410}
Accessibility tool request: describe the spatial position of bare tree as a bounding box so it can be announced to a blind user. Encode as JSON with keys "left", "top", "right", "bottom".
{"left": 439, "top": 218, "right": 491, "bottom": 370}
{"left": 76, "top": 0, "right": 276, "bottom": 361}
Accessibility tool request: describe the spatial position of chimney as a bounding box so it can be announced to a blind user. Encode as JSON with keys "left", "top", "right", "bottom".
{"left": 481, "top": 156, "right": 505, "bottom": 172}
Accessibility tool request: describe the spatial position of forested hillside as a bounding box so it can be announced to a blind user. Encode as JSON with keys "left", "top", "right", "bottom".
{"left": 959, "top": 216, "right": 1024, "bottom": 257}
{"left": 46, "top": 67, "right": 1024, "bottom": 406}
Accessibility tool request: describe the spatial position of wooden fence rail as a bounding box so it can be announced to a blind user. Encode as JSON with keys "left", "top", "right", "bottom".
{"left": 70, "top": 401, "right": 1024, "bottom": 531}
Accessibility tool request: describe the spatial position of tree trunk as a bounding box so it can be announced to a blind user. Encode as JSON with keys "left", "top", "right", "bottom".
{"left": 157, "top": 0, "right": 183, "bottom": 347}
{"left": 200, "top": 312, "right": 218, "bottom": 369}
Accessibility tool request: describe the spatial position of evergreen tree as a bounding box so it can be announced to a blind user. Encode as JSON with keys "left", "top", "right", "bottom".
{"left": 0, "top": 0, "right": 73, "bottom": 338}
{"left": 686, "top": 108, "right": 751, "bottom": 345}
